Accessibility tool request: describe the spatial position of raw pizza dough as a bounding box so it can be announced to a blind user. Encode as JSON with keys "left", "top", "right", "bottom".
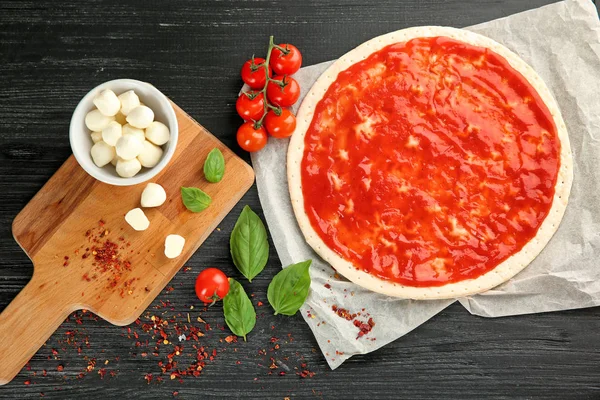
{"left": 287, "top": 26, "right": 573, "bottom": 300}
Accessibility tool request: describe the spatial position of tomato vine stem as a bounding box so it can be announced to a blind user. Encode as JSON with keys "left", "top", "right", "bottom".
{"left": 252, "top": 35, "right": 283, "bottom": 129}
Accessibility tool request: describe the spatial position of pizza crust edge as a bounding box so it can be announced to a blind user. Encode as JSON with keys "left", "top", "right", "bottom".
{"left": 287, "top": 26, "right": 573, "bottom": 300}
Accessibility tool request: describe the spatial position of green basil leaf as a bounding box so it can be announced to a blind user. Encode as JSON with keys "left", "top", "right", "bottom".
{"left": 267, "top": 260, "right": 312, "bottom": 316}
{"left": 223, "top": 278, "right": 256, "bottom": 341}
{"left": 181, "top": 187, "right": 211, "bottom": 212}
{"left": 203, "top": 148, "right": 225, "bottom": 183}
{"left": 230, "top": 205, "right": 269, "bottom": 282}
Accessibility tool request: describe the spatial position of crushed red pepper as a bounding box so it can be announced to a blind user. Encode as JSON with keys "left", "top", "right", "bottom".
{"left": 331, "top": 305, "right": 376, "bottom": 340}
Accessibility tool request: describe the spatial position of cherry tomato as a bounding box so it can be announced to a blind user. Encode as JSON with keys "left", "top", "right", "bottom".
{"left": 270, "top": 44, "right": 302, "bottom": 75}
{"left": 241, "top": 57, "right": 272, "bottom": 89}
{"left": 195, "top": 268, "right": 230, "bottom": 305}
{"left": 267, "top": 75, "right": 301, "bottom": 107}
{"left": 236, "top": 92, "right": 265, "bottom": 121}
{"left": 237, "top": 122, "right": 268, "bottom": 152}
{"left": 264, "top": 109, "right": 297, "bottom": 138}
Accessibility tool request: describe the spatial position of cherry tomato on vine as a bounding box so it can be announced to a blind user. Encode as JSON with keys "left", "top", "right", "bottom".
{"left": 237, "top": 121, "right": 268, "bottom": 152}
{"left": 195, "top": 268, "right": 230, "bottom": 305}
{"left": 241, "top": 57, "right": 272, "bottom": 89}
{"left": 267, "top": 75, "right": 301, "bottom": 107}
{"left": 264, "top": 109, "right": 297, "bottom": 138}
{"left": 270, "top": 44, "right": 302, "bottom": 75}
{"left": 236, "top": 92, "right": 265, "bottom": 121}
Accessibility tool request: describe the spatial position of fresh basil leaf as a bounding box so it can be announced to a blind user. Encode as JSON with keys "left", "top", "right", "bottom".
{"left": 230, "top": 205, "right": 269, "bottom": 282}
{"left": 223, "top": 278, "right": 256, "bottom": 341}
{"left": 203, "top": 148, "right": 225, "bottom": 183}
{"left": 180, "top": 187, "right": 211, "bottom": 212}
{"left": 267, "top": 260, "right": 312, "bottom": 316}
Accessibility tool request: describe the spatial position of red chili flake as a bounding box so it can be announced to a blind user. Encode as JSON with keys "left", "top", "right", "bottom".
{"left": 98, "top": 368, "right": 107, "bottom": 379}
{"left": 224, "top": 335, "right": 236, "bottom": 343}
{"left": 57, "top": 364, "right": 64, "bottom": 372}
{"left": 24, "top": 380, "right": 31, "bottom": 385}
{"left": 173, "top": 392, "right": 179, "bottom": 397}
{"left": 257, "top": 301, "right": 263, "bottom": 307}
{"left": 144, "top": 373, "right": 153, "bottom": 384}
{"left": 324, "top": 283, "right": 331, "bottom": 289}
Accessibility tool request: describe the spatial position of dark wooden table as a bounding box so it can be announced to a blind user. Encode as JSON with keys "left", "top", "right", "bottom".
{"left": 1, "top": 0, "right": 600, "bottom": 398}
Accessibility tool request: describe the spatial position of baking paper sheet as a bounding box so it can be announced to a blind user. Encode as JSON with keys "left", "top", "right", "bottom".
{"left": 250, "top": 0, "right": 600, "bottom": 368}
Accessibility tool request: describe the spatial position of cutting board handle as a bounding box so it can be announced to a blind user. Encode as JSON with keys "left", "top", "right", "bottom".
{"left": 0, "top": 274, "right": 72, "bottom": 385}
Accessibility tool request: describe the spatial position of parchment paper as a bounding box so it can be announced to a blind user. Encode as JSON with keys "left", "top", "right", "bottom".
{"left": 250, "top": 0, "right": 600, "bottom": 369}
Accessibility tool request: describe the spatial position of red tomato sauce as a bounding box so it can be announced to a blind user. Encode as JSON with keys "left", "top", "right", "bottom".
{"left": 301, "top": 37, "right": 560, "bottom": 287}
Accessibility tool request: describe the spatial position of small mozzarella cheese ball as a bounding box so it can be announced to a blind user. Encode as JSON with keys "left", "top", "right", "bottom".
{"left": 110, "top": 154, "right": 119, "bottom": 166}
{"left": 90, "top": 141, "right": 116, "bottom": 167}
{"left": 118, "top": 90, "right": 140, "bottom": 116}
{"left": 115, "top": 112, "right": 127, "bottom": 125}
{"left": 164, "top": 234, "right": 185, "bottom": 259}
{"left": 116, "top": 157, "right": 142, "bottom": 178}
{"left": 116, "top": 134, "right": 143, "bottom": 160}
{"left": 125, "top": 208, "right": 150, "bottom": 231}
{"left": 141, "top": 183, "right": 166, "bottom": 207}
{"left": 91, "top": 131, "right": 102, "bottom": 144}
{"left": 145, "top": 121, "right": 170, "bottom": 145}
{"left": 85, "top": 109, "right": 115, "bottom": 132}
{"left": 93, "top": 89, "right": 121, "bottom": 116}
{"left": 101, "top": 121, "right": 123, "bottom": 146}
{"left": 137, "top": 140, "right": 163, "bottom": 168}
{"left": 122, "top": 124, "right": 145, "bottom": 143}
{"left": 126, "top": 105, "right": 154, "bottom": 129}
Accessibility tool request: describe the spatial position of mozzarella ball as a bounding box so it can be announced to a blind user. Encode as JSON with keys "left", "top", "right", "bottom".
{"left": 93, "top": 89, "right": 121, "bottom": 116}
{"left": 85, "top": 109, "right": 115, "bottom": 132}
{"left": 145, "top": 121, "right": 170, "bottom": 145}
{"left": 91, "top": 141, "right": 116, "bottom": 167}
{"left": 116, "top": 134, "right": 143, "bottom": 160}
{"left": 115, "top": 112, "right": 127, "bottom": 125}
{"left": 164, "top": 234, "right": 185, "bottom": 259}
{"left": 110, "top": 154, "right": 119, "bottom": 166}
{"left": 137, "top": 140, "right": 163, "bottom": 168}
{"left": 125, "top": 208, "right": 150, "bottom": 231}
{"left": 118, "top": 90, "right": 141, "bottom": 116}
{"left": 91, "top": 131, "right": 102, "bottom": 144}
{"left": 116, "top": 158, "right": 142, "bottom": 178}
{"left": 126, "top": 105, "right": 154, "bottom": 129}
{"left": 101, "top": 121, "right": 123, "bottom": 146}
{"left": 122, "top": 124, "right": 146, "bottom": 143}
{"left": 141, "top": 183, "right": 167, "bottom": 207}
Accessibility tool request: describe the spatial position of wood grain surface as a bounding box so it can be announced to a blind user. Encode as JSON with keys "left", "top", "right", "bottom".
{"left": 1, "top": 0, "right": 600, "bottom": 399}
{"left": 0, "top": 103, "right": 253, "bottom": 386}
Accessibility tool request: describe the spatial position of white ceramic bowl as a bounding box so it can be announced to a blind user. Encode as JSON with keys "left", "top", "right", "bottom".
{"left": 70, "top": 79, "right": 178, "bottom": 186}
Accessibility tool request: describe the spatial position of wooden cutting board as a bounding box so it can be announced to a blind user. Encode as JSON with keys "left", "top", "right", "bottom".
{"left": 0, "top": 103, "right": 254, "bottom": 385}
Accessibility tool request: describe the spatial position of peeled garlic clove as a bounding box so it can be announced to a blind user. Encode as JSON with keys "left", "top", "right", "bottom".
{"left": 125, "top": 208, "right": 150, "bottom": 231}
{"left": 141, "top": 183, "right": 166, "bottom": 207}
{"left": 90, "top": 141, "right": 116, "bottom": 167}
{"left": 85, "top": 109, "right": 115, "bottom": 132}
{"left": 116, "top": 134, "right": 143, "bottom": 160}
{"left": 126, "top": 105, "right": 154, "bottom": 129}
{"left": 122, "top": 123, "right": 146, "bottom": 143}
{"left": 145, "top": 121, "right": 170, "bottom": 145}
{"left": 118, "top": 90, "right": 140, "bottom": 116}
{"left": 93, "top": 89, "right": 121, "bottom": 116}
{"left": 91, "top": 131, "right": 103, "bottom": 144}
{"left": 101, "top": 121, "right": 123, "bottom": 146}
{"left": 164, "top": 234, "right": 185, "bottom": 259}
{"left": 137, "top": 140, "right": 163, "bottom": 168}
{"left": 116, "top": 157, "right": 142, "bottom": 177}
{"left": 115, "top": 112, "right": 127, "bottom": 125}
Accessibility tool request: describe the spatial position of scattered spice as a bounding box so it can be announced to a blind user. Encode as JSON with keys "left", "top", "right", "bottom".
{"left": 331, "top": 305, "right": 376, "bottom": 339}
